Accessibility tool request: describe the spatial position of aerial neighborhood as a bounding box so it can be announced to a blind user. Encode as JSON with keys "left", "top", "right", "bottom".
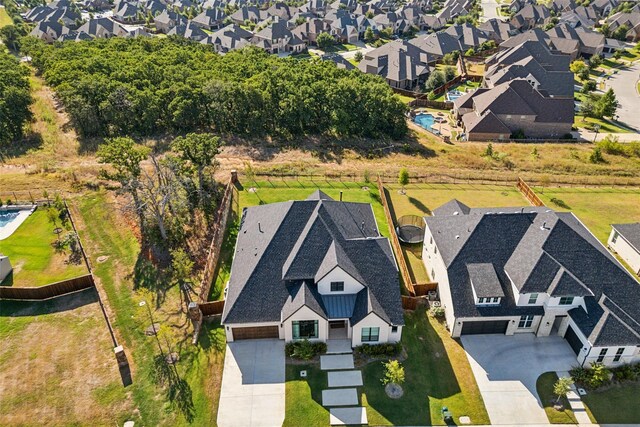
{"left": 1, "top": 0, "right": 640, "bottom": 424}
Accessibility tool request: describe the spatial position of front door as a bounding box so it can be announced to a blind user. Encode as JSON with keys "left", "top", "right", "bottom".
{"left": 551, "top": 315, "right": 566, "bottom": 335}
{"left": 328, "top": 320, "right": 347, "bottom": 339}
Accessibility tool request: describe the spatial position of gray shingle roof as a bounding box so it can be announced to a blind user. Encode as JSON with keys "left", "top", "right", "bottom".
{"left": 611, "top": 223, "right": 640, "bottom": 253}
{"left": 468, "top": 263, "right": 505, "bottom": 297}
{"left": 222, "top": 192, "right": 404, "bottom": 327}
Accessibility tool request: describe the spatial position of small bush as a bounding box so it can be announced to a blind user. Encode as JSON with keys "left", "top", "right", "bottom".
{"left": 587, "top": 363, "right": 610, "bottom": 389}
{"left": 429, "top": 306, "right": 445, "bottom": 318}
{"left": 381, "top": 359, "right": 405, "bottom": 385}
{"left": 285, "top": 339, "right": 327, "bottom": 360}
{"left": 589, "top": 147, "right": 604, "bottom": 163}
{"left": 355, "top": 343, "right": 401, "bottom": 357}
{"left": 550, "top": 197, "right": 571, "bottom": 209}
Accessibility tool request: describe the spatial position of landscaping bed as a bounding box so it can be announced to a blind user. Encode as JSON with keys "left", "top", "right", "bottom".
{"left": 536, "top": 372, "right": 578, "bottom": 424}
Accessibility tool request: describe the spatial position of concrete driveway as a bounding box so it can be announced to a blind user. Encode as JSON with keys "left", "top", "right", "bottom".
{"left": 604, "top": 63, "right": 640, "bottom": 131}
{"left": 461, "top": 334, "right": 576, "bottom": 425}
{"left": 217, "top": 339, "right": 285, "bottom": 427}
{"left": 480, "top": 0, "right": 504, "bottom": 22}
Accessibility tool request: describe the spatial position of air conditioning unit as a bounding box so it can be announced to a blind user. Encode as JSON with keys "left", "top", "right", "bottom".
{"left": 432, "top": 301, "right": 441, "bottom": 307}
{"left": 427, "top": 290, "right": 438, "bottom": 301}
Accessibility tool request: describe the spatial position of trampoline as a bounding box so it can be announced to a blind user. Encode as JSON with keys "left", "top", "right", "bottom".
{"left": 396, "top": 215, "right": 425, "bottom": 244}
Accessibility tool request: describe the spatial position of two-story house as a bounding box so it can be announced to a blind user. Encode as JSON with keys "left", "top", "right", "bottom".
{"left": 422, "top": 200, "right": 640, "bottom": 367}
{"left": 221, "top": 191, "right": 404, "bottom": 347}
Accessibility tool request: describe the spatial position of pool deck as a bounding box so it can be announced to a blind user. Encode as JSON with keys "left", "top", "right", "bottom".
{"left": 0, "top": 206, "right": 36, "bottom": 240}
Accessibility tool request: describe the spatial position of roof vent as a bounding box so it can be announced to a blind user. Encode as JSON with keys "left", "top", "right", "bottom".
{"left": 455, "top": 235, "right": 460, "bottom": 239}
{"left": 258, "top": 222, "right": 263, "bottom": 233}
{"left": 540, "top": 221, "right": 548, "bottom": 230}
{"left": 453, "top": 211, "right": 459, "bottom": 215}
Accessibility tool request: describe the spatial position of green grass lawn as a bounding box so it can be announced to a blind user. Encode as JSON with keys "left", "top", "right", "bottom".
{"left": 582, "top": 382, "right": 640, "bottom": 424}
{"left": 362, "top": 309, "right": 490, "bottom": 425}
{"left": 534, "top": 187, "right": 640, "bottom": 244}
{"left": 283, "top": 363, "right": 328, "bottom": 427}
{"left": 74, "top": 191, "right": 226, "bottom": 426}
{"left": 0, "top": 7, "right": 12, "bottom": 28}
{"left": 397, "top": 94, "right": 415, "bottom": 104}
{"left": 385, "top": 183, "right": 527, "bottom": 282}
{"left": 323, "top": 43, "right": 358, "bottom": 53}
{"left": 573, "top": 116, "right": 633, "bottom": 133}
{"left": 432, "top": 81, "right": 481, "bottom": 102}
{"left": 536, "top": 372, "right": 578, "bottom": 424}
{"left": 0, "top": 209, "right": 87, "bottom": 287}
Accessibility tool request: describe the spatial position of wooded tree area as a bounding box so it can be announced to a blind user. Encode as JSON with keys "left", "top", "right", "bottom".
{"left": 0, "top": 50, "right": 33, "bottom": 146}
{"left": 22, "top": 37, "right": 408, "bottom": 140}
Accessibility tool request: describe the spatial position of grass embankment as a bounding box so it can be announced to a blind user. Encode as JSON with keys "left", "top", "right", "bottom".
{"left": 536, "top": 372, "right": 578, "bottom": 424}
{"left": 0, "top": 7, "right": 12, "bottom": 28}
{"left": 0, "top": 209, "right": 87, "bottom": 287}
{"left": 573, "top": 116, "right": 632, "bottom": 134}
{"left": 0, "top": 289, "right": 132, "bottom": 425}
{"left": 385, "top": 183, "right": 527, "bottom": 282}
{"left": 73, "top": 191, "right": 226, "bottom": 426}
{"left": 362, "top": 309, "right": 490, "bottom": 425}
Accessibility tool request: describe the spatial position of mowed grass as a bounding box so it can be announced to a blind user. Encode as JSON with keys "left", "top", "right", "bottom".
{"left": 0, "top": 289, "right": 132, "bottom": 426}
{"left": 534, "top": 187, "right": 640, "bottom": 244}
{"left": 362, "top": 309, "right": 490, "bottom": 425}
{"left": 0, "top": 7, "right": 12, "bottom": 28}
{"left": 582, "top": 382, "right": 640, "bottom": 424}
{"left": 0, "top": 209, "right": 87, "bottom": 287}
{"left": 283, "top": 363, "right": 328, "bottom": 427}
{"left": 385, "top": 183, "right": 527, "bottom": 282}
{"left": 536, "top": 372, "right": 577, "bottom": 424}
{"left": 73, "top": 190, "right": 226, "bottom": 426}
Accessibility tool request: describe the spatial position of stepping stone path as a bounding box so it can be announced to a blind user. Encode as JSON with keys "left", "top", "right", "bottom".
{"left": 321, "top": 340, "right": 368, "bottom": 425}
{"left": 556, "top": 371, "right": 592, "bottom": 425}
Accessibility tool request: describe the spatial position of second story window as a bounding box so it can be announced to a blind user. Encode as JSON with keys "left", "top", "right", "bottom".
{"left": 330, "top": 281, "right": 344, "bottom": 292}
{"left": 559, "top": 296, "right": 574, "bottom": 305}
{"left": 528, "top": 293, "right": 538, "bottom": 305}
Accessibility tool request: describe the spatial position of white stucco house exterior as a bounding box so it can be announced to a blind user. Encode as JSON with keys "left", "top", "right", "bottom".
{"left": 221, "top": 190, "right": 404, "bottom": 348}
{"left": 423, "top": 199, "right": 640, "bottom": 367}
{"left": 608, "top": 223, "right": 640, "bottom": 276}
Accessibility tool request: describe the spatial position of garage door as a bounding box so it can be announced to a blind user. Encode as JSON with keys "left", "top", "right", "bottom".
{"left": 232, "top": 326, "right": 279, "bottom": 340}
{"left": 461, "top": 320, "right": 509, "bottom": 335}
{"left": 564, "top": 325, "right": 584, "bottom": 356}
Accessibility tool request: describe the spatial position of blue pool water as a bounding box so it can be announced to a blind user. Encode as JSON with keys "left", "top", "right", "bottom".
{"left": 446, "top": 90, "right": 464, "bottom": 101}
{"left": 0, "top": 211, "right": 20, "bottom": 228}
{"left": 414, "top": 113, "right": 435, "bottom": 130}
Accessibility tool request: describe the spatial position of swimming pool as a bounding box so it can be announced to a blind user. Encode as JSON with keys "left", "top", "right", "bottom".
{"left": 413, "top": 113, "right": 435, "bottom": 131}
{"left": 0, "top": 206, "right": 36, "bottom": 240}
{"left": 446, "top": 90, "right": 465, "bottom": 101}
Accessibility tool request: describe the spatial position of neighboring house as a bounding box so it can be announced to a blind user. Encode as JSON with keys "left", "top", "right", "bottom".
{"left": 250, "top": 17, "right": 307, "bottom": 53}
{"left": 292, "top": 18, "right": 331, "bottom": 45}
{"left": 77, "top": 17, "right": 128, "bottom": 38}
{"left": 608, "top": 223, "right": 640, "bottom": 275}
{"left": 443, "top": 23, "right": 490, "bottom": 51}
{"left": 410, "top": 31, "right": 463, "bottom": 60}
{"left": 484, "top": 40, "right": 574, "bottom": 98}
{"left": 606, "top": 11, "right": 640, "bottom": 42}
{"left": 546, "top": 23, "right": 605, "bottom": 58}
{"left": 358, "top": 39, "right": 432, "bottom": 89}
{"left": 167, "top": 20, "right": 208, "bottom": 41}
{"left": 230, "top": 6, "right": 266, "bottom": 25}
{"left": 192, "top": 8, "right": 227, "bottom": 30}
{"left": 113, "top": 1, "right": 142, "bottom": 24}
{"left": 453, "top": 78, "right": 574, "bottom": 140}
{"left": 479, "top": 18, "right": 519, "bottom": 44}
{"left": 30, "top": 20, "right": 70, "bottom": 42}
{"left": 501, "top": 28, "right": 580, "bottom": 59}
{"left": 423, "top": 200, "right": 640, "bottom": 367}
{"left": 221, "top": 191, "right": 404, "bottom": 347}
{"left": 154, "top": 10, "right": 186, "bottom": 33}
{"left": 510, "top": 4, "right": 551, "bottom": 31}
{"left": 201, "top": 24, "right": 252, "bottom": 53}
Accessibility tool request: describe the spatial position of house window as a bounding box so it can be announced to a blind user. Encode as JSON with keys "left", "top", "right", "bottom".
{"left": 330, "top": 281, "right": 345, "bottom": 292}
{"left": 431, "top": 269, "right": 435, "bottom": 280}
{"left": 391, "top": 326, "right": 398, "bottom": 333}
{"left": 292, "top": 320, "right": 318, "bottom": 340}
{"left": 559, "top": 296, "right": 574, "bottom": 305}
{"left": 597, "top": 348, "right": 607, "bottom": 363}
{"left": 506, "top": 114, "right": 512, "bottom": 119}
{"left": 478, "top": 297, "right": 485, "bottom": 304}
{"left": 492, "top": 297, "right": 500, "bottom": 303}
{"left": 611, "top": 231, "right": 618, "bottom": 244}
{"left": 361, "top": 327, "right": 380, "bottom": 342}
{"left": 614, "top": 347, "right": 624, "bottom": 362}
{"left": 528, "top": 293, "right": 538, "bottom": 305}
{"left": 518, "top": 315, "right": 534, "bottom": 328}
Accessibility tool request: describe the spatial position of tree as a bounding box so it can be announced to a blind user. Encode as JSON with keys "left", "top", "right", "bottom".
{"left": 316, "top": 32, "right": 335, "bottom": 50}
{"left": 588, "top": 55, "right": 602, "bottom": 69}
{"left": 581, "top": 80, "right": 596, "bottom": 93}
{"left": 97, "top": 137, "right": 150, "bottom": 226}
{"left": 570, "top": 60, "right": 589, "bottom": 81}
{"left": 364, "top": 27, "right": 376, "bottom": 43}
{"left": 381, "top": 360, "right": 405, "bottom": 385}
{"left": 483, "top": 143, "right": 494, "bottom": 158}
{"left": 553, "top": 377, "right": 574, "bottom": 404}
{"left": 589, "top": 146, "right": 604, "bottom": 163}
{"left": 612, "top": 24, "right": 629, "bottom": 41}
{"left": 0, "top": 51, "right": 33, "bottom": 146}
{"left": 596, "top": 89, "right": 617, "bottom": 118}
{"left": 398, "top": 168, "right": 409, "bottom": 194}
{"left": 354, "top": 51, "right": 363, "bottom": 62}
{"left": 170, "top": 133, "right": 221, "bottom": 208}
{"left": 579, "top": 97, "right": 596, "bottom": 118}
{"left": 443, "top": 66, "right": 456, "bottom": 82}
{"left": 424, "top": 70, "right": 445, "bottom": 91}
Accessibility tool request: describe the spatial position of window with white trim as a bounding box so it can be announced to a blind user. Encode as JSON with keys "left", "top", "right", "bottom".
{"left": 528, "top": 293, "right": 538, "bottom": 305}
{"left": 597, "top": 348, "right": 607, "bottom": 363}
{"left": 292, "top": 320, "right": 318, "bottom": 340}
{"left": 611, "top": 231, "right": 618, "bottom": 244}
{"left": 559, "top": 296, "right": 574, "bottom": 305}
{"left": 518, "top": 315, "right": 534, "bottom": 328}
{"left": 330, "top": 281, "right": 344, "bottom": 292}
{"left": 613, "top": 347, "right": 624, "bottom": 362}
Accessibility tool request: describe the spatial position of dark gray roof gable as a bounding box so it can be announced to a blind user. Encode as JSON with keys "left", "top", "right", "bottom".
{"left": 223, "top": 193, "right": 404, "bottom": 326}
{"left": 611, "top": 223, "right": 640, "bottom": 253}
{"left": 468, "top": 263, "right": 504, "bottom": 297}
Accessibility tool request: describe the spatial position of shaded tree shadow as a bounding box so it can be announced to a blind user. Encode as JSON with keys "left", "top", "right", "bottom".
{"left": 132, "top": 253, "right": 173, "bottom": 306}
{"left": 0, "top": 287, "right": 99, "bottom": 317}
{"left": 408, "top": 196, "right": 432, "bottom": 215}
{"left": 0, "top": 133, "right": 43, "bottom": 161}
{"left": 0, "top": 271, "right": 14, "bottom": 286}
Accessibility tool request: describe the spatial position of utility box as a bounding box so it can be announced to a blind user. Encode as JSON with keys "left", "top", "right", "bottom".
{"left": 0, "top": 255, "right": 12, "bottom": 283}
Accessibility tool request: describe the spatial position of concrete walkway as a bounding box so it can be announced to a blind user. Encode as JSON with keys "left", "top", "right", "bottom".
{"left": 462, "top": 334, "right": 576, "bottom": 425}
{"left": 321, "top": 340, "right": 368, "bottom": 425}
{"left": 572, "top": 130, "right": 640, "bottom": 142}
{"left": 557, "top": 371, "right": 592, "bottom": 424}
{"left": 217, "top": 340, "right": 285, "bottom": 427}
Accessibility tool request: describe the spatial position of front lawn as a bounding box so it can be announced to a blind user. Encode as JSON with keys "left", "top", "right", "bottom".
{"left": 283, "top": 363, "right": 328, "bottom": 427}
{"left": 362, "top": 309, "right": 490, "bottom": 425}
{"left": 582, "top": 382, "right": 640, "bottom": 424}
{"left": 573, "top": 116, "right": 633, "bottom": 133}
{"left": 322, "top": 43, "right": 358, "bottom": 53}
{"left": 536, "top": 372, "right": 578, "bottom": 424}
{"left": 0, "top": 208, "right": 88, "bottom": 287}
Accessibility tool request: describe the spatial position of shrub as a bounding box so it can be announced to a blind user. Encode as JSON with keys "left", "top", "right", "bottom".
{"left": 586, "top": 363, "right": 610, "bottom": 389}
{"left": 589, "top": 147, "right": 604, "bottom": 163}
{"left": 569, "top": 366, "right": 590, "bottom": 384}
{"left": 355, "top": 343, "right": 401, "bottom": 357}
{"left": 550, "top": 197, "right": 570, "bottom": 209}
{"left": 612, "top": 364, "right": 636, "bottom": 381}
{"left": 381, "top": 360, "right": 405, "bottom": 385}
{"left": 285, "top": 340, "right": 327, "bottom": 360}
{"left": 429, "top": 306, "right": 445, "bottom": 318}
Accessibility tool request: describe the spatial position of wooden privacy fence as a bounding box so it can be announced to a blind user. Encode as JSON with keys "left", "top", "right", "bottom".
{"left": 414, "top": 282, "right": 438, "bottom": 296}
{"left": 517, "top": 177, "right": 545, "bottom": 207}
{"left": 402, "top": 296, "right": 424, "bottom": 310}
{"left": 0, "top": 274, "right": 94, "bottom": 300}
{"left": 199, "top": 300, "right": 225, "bottom": 317}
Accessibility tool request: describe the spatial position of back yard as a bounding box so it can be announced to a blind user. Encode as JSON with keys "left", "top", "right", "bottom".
{"left": 0, "top": 209, "right": 87, "bottom": 287}
{"left": 385, "top": 183, "right": 528, "bottom": 282}
{"left": 0, "top": 289, "right": 131, "bottom": 426}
